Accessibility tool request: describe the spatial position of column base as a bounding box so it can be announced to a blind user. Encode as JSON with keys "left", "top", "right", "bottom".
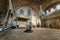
{"left": 24, "top": 29, "right": 33, "bottom": 33}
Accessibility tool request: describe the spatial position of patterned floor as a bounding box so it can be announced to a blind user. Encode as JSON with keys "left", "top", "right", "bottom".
{"left": 0, "top": 28, "right": 60, "bottom": 40}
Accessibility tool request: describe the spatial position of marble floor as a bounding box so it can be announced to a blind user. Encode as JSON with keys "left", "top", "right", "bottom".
{"left": 0, "top": 28, "right": 60, "bottom": 40}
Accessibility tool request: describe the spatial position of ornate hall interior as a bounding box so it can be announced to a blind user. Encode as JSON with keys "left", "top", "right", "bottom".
{"left": 0, "top": 0, "right": 60, "bottom": 40}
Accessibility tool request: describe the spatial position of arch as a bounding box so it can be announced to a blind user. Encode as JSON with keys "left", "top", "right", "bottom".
{"left": 14, "top": 4, "right": 37, "bottom": 12}
{"left": 15, "top": 5, "right": 38, "bottom": 16}
{"left": 15, "top": 6, "right": 38, "bottom": 17}
{"left": 15, "top": 6, "right": 40, "bottom": 26}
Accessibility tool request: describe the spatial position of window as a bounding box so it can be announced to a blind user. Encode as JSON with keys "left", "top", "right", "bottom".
{"left": 20, "top": 9, "right": 24, "bottom": 14}
{"left": 46, "top": 10, "right": 49, "bottom": 14}
{"left": 50, "top": 8, "right": 55, "bottom": 12}
{"left": 34, "top": 14, "right": 36, "bottom": 17}
{"left": 27, "top": 9, "right": 31, "bottom": 16}
{"left": 56, "top": 4, "right": 60, "bottom": 10}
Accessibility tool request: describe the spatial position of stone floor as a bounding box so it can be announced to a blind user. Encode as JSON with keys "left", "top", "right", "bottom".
{"left": 0, "top": 28, "right": 60, "bottom": 40}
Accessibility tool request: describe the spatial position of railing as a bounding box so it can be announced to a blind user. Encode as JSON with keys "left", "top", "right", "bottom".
{"left": 1, "top": 10, "right": 11, "bottom": 29}
{"left": 0, "top": 10, "right": 11, "bottom": 36}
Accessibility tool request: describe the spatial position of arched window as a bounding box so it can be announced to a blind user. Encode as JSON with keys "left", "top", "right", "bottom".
{"left": 20, "top": 9, "right": 24, "bottom": 14}
{"left": 56, "top": 4, "right": 60, "bottom": 10}
{"left": 27, "top": 9, "right": 31, "bottom": 16}
{"left": 50, "top": 8, "right": 55, "bottom": 12}
{"left": 46, "top": 10, "right": 49, "bottom": 14}
{"left": 34, "top": 14, "right": 36, "bottom": 17}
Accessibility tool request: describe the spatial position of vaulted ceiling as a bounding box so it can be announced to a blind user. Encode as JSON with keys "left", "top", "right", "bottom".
{"left": 12, "top": 0, "right": 60, "bottom": 12}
